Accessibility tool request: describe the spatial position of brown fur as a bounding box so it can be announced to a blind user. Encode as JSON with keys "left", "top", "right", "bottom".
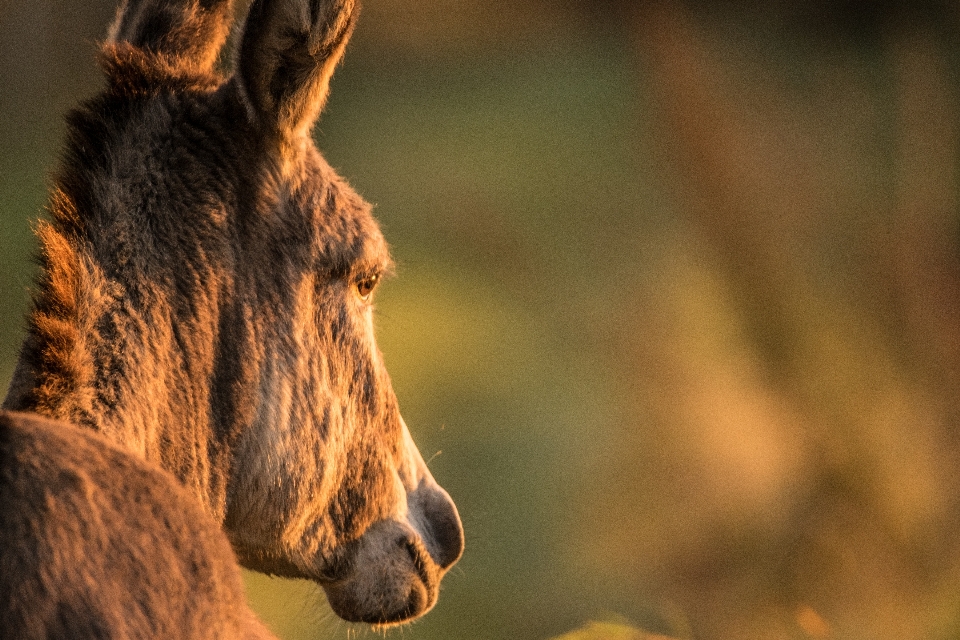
{"left": 0, "top": 410, "right": 275, "bottom": 639}
{"left": 2, "top": 0, "right": 462, "bottom": 631}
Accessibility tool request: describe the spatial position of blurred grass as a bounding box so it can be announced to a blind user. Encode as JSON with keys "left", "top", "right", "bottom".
{"left": 0, "top": 159, "right": 39, "bottom": 386}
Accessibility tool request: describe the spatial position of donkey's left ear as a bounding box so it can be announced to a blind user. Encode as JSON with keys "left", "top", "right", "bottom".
{"left": 108, "top": 0, "right": 235, "bottom": 74}
{"left": 236, "top": 0, "right": 358, "bottom": 142}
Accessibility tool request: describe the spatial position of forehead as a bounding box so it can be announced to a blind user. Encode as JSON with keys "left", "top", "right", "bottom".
{"left": 96, "top": 83, "right": 393, "bottom": 278}
{"left": 293, "top": 148, "right": 393, "bottom": 277}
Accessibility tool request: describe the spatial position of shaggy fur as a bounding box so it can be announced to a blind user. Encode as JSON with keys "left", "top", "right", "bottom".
{"left": 2, "top": 0, "right": 463, "bottom": 630}
{"left": 0, "top": 411, "right": 275, "bottom": 639}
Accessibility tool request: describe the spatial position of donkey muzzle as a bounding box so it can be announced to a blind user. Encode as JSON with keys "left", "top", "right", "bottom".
{"left": 322, "top": 480, "right": 463, "bottom": 625}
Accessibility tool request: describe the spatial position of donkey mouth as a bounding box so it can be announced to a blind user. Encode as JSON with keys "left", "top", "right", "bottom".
{"left": 321, "top": 523, "right": 444, "bottom": 626}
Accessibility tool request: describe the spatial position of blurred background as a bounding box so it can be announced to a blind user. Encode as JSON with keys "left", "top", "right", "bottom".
{"left": 4, "top": 1, "right": 960, "bottom": 638}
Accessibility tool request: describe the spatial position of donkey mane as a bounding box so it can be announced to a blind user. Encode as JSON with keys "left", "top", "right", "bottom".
{"left": 15, "top": 42, "right": 228, "bottom": 425}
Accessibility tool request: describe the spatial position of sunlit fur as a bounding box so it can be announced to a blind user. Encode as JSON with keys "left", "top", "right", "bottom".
{"left": 0, "top": 411, "right": 275, "bottom": 639}
{"left": 2, "top": 0, "right": 463, "bottom": 630}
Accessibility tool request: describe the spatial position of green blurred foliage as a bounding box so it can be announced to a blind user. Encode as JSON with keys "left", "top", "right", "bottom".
{"left": 6, "top": 1, "right": 960, "bottom": 640}
{"left": 549, "top": 620, "right": 669, "bottom": 640}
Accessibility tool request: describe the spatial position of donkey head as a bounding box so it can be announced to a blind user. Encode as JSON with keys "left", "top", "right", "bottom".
{"left": 9, "top": 0, "right": 462, "bottom": 626}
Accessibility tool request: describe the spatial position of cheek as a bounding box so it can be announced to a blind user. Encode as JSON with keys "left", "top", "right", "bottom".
{"left": 331, "top": 439, "right": 404, "bottom": 541}
{"left": 227, "top": 353, "right": 337, "bottom": 534}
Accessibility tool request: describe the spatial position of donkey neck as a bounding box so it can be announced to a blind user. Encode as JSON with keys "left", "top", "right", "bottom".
{"left": 0, "top": 86, "right": 252, "bottom": 520}
{"left": 2, "top": 239, "right": 235, "bottom": 519}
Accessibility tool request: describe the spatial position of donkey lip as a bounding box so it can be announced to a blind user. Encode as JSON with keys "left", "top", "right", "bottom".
{"left": 324, "top": 574, "right": 436, "bottom": 626}
{"left": 371, "top": 581, "right": 431, "bottom": 628}
{"left": 321, "top": 530, "right": 442, "bottom": 625}
{"left": 404, "top": 536, "right": 438, "bottom": 590}
{"left": 376, "top": 539, "right": 441, "bottom": 624}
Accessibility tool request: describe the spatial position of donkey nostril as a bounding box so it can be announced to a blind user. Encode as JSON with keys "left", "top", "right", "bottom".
{"left": 431, "top": 517, "right": 464, "bottom": 569}
{"left": 416, "top": 485, "right": 464, "bottom": 570}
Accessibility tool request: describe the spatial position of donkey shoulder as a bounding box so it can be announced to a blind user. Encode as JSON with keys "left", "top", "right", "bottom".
{"left": 0, "top": 410, "right": 273, "bottom": 639}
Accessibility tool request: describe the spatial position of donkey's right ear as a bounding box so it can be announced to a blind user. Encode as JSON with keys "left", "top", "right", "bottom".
{"left": 235, "top": 0, "right": 358, "bottom": 142}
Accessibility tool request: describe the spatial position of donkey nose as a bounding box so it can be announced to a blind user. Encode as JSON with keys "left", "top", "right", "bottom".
{"left": 409, "top": 482, "right": 464, "bottom": 570}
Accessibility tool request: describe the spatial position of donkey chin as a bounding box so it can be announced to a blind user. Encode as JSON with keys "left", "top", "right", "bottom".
{"left": 323, "top": 479, "right": 464, "bottom": 626}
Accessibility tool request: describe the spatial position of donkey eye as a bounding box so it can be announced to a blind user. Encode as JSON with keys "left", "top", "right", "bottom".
{"left": 355, "top": 274, "right": 380, "bottom": 300}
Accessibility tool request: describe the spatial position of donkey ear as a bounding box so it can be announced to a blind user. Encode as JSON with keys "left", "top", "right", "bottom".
{"left": 107, "top": 0, "right": 235, "bottom": 74}
{"left": 235, "top": 0, "right": 358, "bottom": 140}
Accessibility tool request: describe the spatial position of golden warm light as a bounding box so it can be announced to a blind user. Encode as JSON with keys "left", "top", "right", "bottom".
{"left": 3, "top": 1, "right": 960, "bottom": 639}
{"left": 796, "top": 605, "right": 831, "bottom": 639}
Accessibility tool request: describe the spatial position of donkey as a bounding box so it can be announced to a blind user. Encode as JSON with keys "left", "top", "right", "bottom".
{"left": 2, "top": 0, "right": 463, "bottom": 629}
